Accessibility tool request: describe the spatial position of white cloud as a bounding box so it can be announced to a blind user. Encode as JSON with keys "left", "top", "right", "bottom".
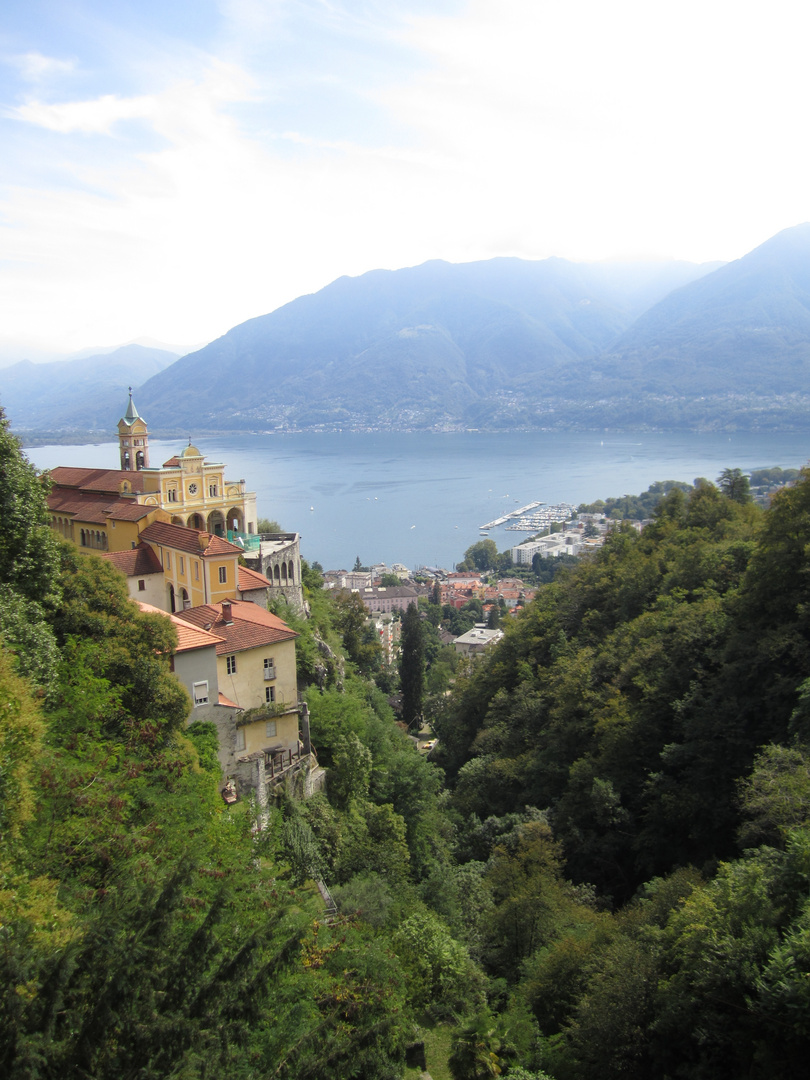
{"left": 2, "top": 0, "right": 810, "bottom": 356}
{"left": 5, "top": 51, "right": 76, "bottom": 83}
{"left": 6, "top": 93, "right": 156, "bottom": 134}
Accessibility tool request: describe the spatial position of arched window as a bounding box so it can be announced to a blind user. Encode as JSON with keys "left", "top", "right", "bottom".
{"left": 288, "top": 561, "right": 295, "bottom": 584}
{"left": 169, "top": 584, "right": 176, "bottom": 613}
{"left": 181, "top": 588, "right": 191, "bottom": 610}
{"left": 273, "top": 565, "right": 281, "bottom": 583}
{"left": 281, "top": 563, "right": 287, "bottom": 584}
{"left": 80, "top": 529, "right": 86, "bottom": 546}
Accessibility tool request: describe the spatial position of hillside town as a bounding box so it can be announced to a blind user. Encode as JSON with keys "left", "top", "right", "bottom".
{"left": 42, "top": 393, "right": 623, "bottom": 811}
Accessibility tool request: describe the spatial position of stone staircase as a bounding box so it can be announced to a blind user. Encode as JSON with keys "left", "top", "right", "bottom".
{"left": 316, "top": 879, "right": 338, "bottom": 923}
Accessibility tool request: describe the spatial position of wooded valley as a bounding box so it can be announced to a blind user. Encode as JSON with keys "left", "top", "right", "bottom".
{"left": 3, "top": 408, "right": 810, "bottom": 1079}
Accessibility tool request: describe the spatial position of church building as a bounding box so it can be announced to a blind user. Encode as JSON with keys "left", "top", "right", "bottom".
{"left": 48, "top": 391, "right": 258, "bottom": 551}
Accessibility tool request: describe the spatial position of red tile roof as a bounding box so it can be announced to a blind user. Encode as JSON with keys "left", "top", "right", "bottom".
{"left": 48, "top": 495, "right": 109, "bottom": 524}
{"left": 238, "top": 565, "right": 271, "bottom": 591}
{"left": 47, "top": 492, "right": 156, "bottom": 523}
{"left": 101, "top": 544, "right": 164, "bottom": 576}
{"left": 107, "top": 502, "right": 158, "bottom": 521}
{"left": 176, "top": 599, "right": 297, "bottom": 655}
{"left": 136, "top": 600, "right": 225, "bottom": 652}
{"left": 49, "top": 466, "right": 147, "bottom": 493}
{"left": 140, "top": 521, "right": 242, "bottom": 558}
{"left": 173, "top": 620, "right": 225, "bottom": 653}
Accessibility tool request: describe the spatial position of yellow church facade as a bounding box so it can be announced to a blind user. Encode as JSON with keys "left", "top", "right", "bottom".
{"left": 118, "top": 390, "right": 258, "bottom": 536}
{"left": 48, "top": 392, "right": 258, "bottom": 554}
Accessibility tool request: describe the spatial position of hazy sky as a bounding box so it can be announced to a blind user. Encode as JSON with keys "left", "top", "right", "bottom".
{"left": 2, "top": 0, "right": 809, "bottom": 360}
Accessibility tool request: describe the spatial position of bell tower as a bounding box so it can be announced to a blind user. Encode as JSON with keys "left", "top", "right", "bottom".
{"left": 117, "top": 388, "right": 151, "bottom": 471}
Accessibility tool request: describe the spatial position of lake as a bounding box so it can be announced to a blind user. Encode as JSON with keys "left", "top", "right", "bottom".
{"left": 28, "top": 430, "right": 810, "bottom": 571}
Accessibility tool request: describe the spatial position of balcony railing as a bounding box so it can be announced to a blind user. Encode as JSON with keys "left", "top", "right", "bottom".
{"left": 263, "top": 745, "right": 317, "bottom": 781}
{"left": 263, "top": 667, "right": 276, "bottom": 681}
{"left": 227, "top": 530, "right": 262, "bottom": 551}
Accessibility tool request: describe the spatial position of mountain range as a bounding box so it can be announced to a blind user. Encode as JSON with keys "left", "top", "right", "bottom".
{"left": 0, "top": 344, "right": 178, "bottom": 432}
{"left": 6, "top": 224, "right": 810, "bottom": 435}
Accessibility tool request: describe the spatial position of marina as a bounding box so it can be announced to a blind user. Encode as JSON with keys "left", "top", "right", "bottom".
{"left": 504, "top": 502, "right": 579, "bottom": 532}
{"left": 479, "top": 501, "right": 543, "bottom": 531}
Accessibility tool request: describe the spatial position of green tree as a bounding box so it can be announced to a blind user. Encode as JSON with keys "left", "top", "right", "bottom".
{"left": 256, "top": 517, "right": 281, "bottom": 532}
{"left": 0, "top": 647, "right": 45, "bottom": 845}
{"left": 718, "top": 467, "right": 752, "bottom": 504}
{"left": 400, "top": 602, "right": 425, "bottom": 730}
{"left": 0, "top": 408, "right": 61, "bottom": 608}
{"left": 393, "top": 909, "right": 484, "bottom": 1016}
{"left": 380, "top": 572, "right": 401, "bottom": 586}
{"left": 328, "top": 732, "right": 373, "bottom": 809}
{"left": 464, "top": 539, "right": 499, "bottom": 572}
{"left": 449, "top": 1012, "right": 503, "bottom": 1080}
{"left": 332, "top": 590, "right": 382, "bottom": 676}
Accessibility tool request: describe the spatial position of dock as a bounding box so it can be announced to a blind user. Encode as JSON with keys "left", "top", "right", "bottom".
{"left": 479, "top": 501, "right": 543, "bottom": 531}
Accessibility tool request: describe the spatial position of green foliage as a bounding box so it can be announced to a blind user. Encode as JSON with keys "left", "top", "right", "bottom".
{"left": 482, "top": 820, "right": 595, "bottom": 980}
{"left": 332, "top": 589, "right": 383, "bottom": 676}
{"left": 464, "top": 539, "right": 499, "bottom": 572}
{"left": 0, "top": 583, "right": 59, "bottom": 686}
{"left": 0, "top": 647, "right": 45, "bottom": 842}
{"left": 328, "top": 731, "right": 373, "bottom": 809}
{"left": 737, "top": 743, "right": 810, "bottom": 849}
{"left": 0, "top": 409, "right": 61, "bottom": 608}
{"left": 530, "top": 552, "right": 578, "bottom": 583}
{"left": 400, "top": 602, "right": 425, "bottom": 729}
{"left": 257, "top": 516, "right": 282, "bottom": 532}
{"left": 435, "top": 479, "right": 771, "bottom": 897}
{"left": 448, "top": 1012, "right": 504, "bottom": 1080}
{"left": 185, "top": 720, "right": 222, "bottom": 776}
{"left": 301, "top": 557, "right": 324, "bottom": 592}
{"left": 579, "top": 479, "right": 693, "bottom": 520}
{"left": 331, "top": 871, "right": 394, "bottom": 927}
{"left": 718, "top": 466, "right": 752, "bottom": 504}
{"left": 335, "top": 800, "right": 411, "bottom": 885}
{"left": 0, "top": 407, "right": 433, "bottom": 1080}
{"left": 52, "top": 546, "right": 190, "bottom": 739}
{"left": 393, "top": 909, "right": 485, "bottom": 1017}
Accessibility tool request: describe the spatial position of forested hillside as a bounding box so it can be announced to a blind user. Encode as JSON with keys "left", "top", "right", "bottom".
{"left": 432, "top": 473, "right": 810, "bottom": 1077}
{"left": 3, "top": 409, "right": 810, "bottom": 1078}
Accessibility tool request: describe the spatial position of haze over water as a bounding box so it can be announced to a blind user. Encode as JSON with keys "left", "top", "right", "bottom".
{"left": 29, "top": 431, "right": 810, "bottom": 571}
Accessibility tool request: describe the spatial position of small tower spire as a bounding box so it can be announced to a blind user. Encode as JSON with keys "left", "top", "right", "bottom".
{"left": 124, "top": 387, "right": 140, "bottom": 422}
{"left": 117, "top": 389, "right": 150, "bottom": 472}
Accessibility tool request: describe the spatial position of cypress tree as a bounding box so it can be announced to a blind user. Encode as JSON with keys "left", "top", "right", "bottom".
{"left": 399, "top": 602, "right": 424, "bottom": 730}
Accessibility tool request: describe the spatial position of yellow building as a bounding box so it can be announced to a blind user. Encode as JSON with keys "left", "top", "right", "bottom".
{"left": 137, "top": 520, "right": 244, "bottom": 612}
{"left": 47, "top": 392, "right": 258, "bottom": 548}
{"left": 176, "top": 599, "right": 300, "bottom": 759}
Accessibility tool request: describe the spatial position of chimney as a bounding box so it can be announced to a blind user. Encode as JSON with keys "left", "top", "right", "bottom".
{"left": 199, "top": 533, "right": 210, "bottom": 550}
{"left": 222, "top": 601, "right": 233, "bottom": 625}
